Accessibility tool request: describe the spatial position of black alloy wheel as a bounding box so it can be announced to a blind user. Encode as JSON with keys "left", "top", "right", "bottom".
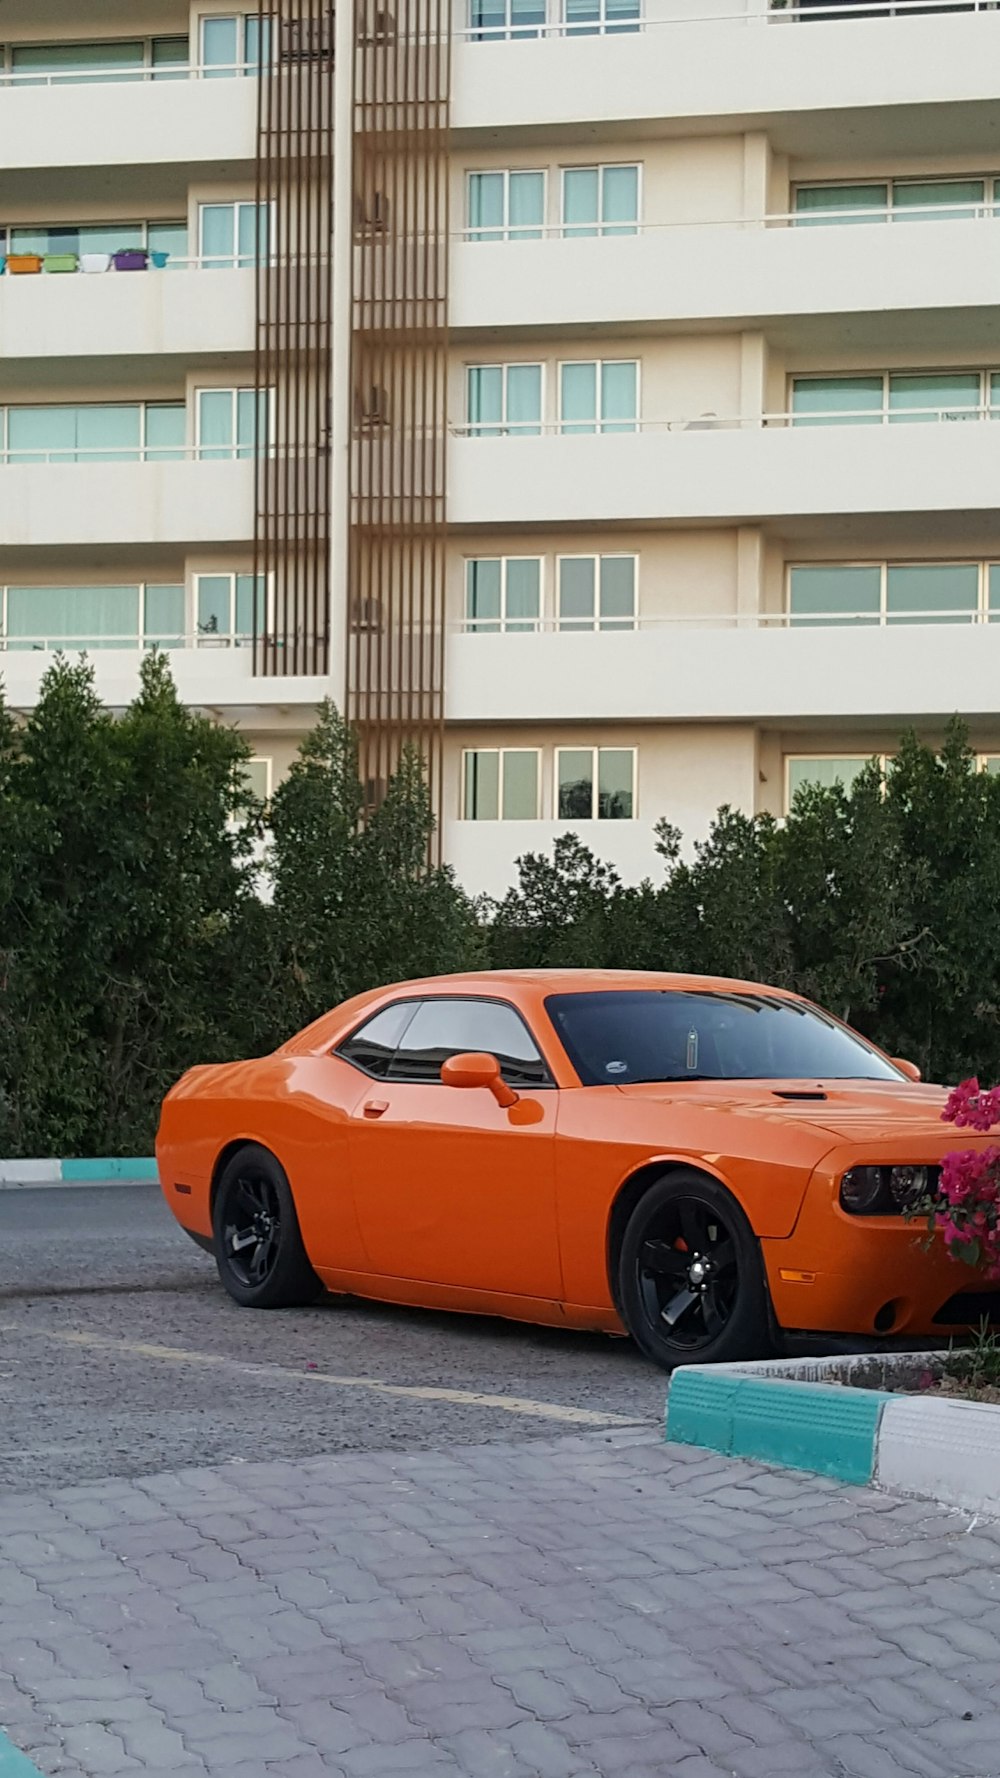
{"left": 212, "top": 1143, "right": 322, "bottom": 1309}
{"left": 617, "top": 1170, "right": 772, "bottom": 1370}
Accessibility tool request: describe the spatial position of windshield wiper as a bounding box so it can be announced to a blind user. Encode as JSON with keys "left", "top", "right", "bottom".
{"left": 639, "top": 1073, "right": 721, "bottom": 1083}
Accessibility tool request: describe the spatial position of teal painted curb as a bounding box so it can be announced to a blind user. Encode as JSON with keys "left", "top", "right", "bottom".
{"left": 0, "top": 1728, "right": 45, "bottom": 1777}
{"left": 667, "top": 1367, "right": 893, "bottom": 1486}
{"left": 61, "top": 1157, "right": 158, "bottom": 1181}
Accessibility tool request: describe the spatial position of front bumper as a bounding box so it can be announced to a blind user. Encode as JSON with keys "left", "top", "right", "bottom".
{"left": 761, "top": 1142, "right": 1000, "bottom": 1338}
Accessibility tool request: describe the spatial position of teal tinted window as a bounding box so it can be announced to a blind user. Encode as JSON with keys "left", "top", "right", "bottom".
{"left": 885, "top": 564, "right": 978, "bottom": 624}
{"left": 6, "top": 584, "right": 140, "bottom": 649}
{"left": 792, "top": 376, "right": 882, "bottom": 425}
{"left": 789, "top": 565, "right": 881, "bottom": 626}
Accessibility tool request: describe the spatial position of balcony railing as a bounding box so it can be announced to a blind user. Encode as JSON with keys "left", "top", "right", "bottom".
{"left": 454, "top": 606, "right": 1000, "bottom": 629}
{"left": 0, "top": 59, "right": 257, "bottom": 87}
{"left": 454, "top": 199, "right": 1000, "bottom": 240}
{"left": 453, "top": 403, "right": 1000, "bottom": 434}
{"left": 457, "top": 0, "right": 1000, "bottom": 40}
{"left": 0, "top": 444, "right": 265, "bottom": 465}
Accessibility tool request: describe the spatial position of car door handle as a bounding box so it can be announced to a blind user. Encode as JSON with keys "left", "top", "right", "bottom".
{"left": 363, "top": 1099, "right": 389, "bottom": 1119}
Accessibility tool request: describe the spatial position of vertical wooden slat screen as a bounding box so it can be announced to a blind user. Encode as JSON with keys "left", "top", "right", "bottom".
{"left": 254, "top": 0, "right": 335, "bottom": 676}
{"left": 348, "top": 0, "right": 451, "bottom": 834}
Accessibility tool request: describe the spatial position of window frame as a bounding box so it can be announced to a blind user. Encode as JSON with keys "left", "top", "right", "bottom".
{"left": 790, "top": 368, "right": 992, "bottom": 426}
{"left": 556, "top": 357, "right": 640, "bottom": 434}
{"left": 197, "top": 199, "right": 273, "bottom": 268}
{"left": 194, "top": 385, "right": 270, "bottom": 458}
{"left": 466, "top": 168, "right": 547, "bottom": 242}
{"left": 560, "top": 0, "right": 642, "bottom": 34}
{"left": 0, "top": 400, "right": 186, "bottom": 465}
{"left": 3, "top": 36, "right": 191, "bottom": 84}
{"left": 554, "top": 745, "right": 637, "bottom": 822}
{"left": 193, "top": 570, "right": 269, "bottom": 647}
{"left": 559, "top": 162, "right": 641, "bottom": 237}
{"left": 555, "top": 552, "right": 638, "bottom": 632}
{"left": 337, "top": 993, "right": 556, "bottom": 1088}
{"left": 792, "top": 175, "right": 1000, "bottom": 225}
{"left": 461, "top": 746, "right": 541, "bottom": 820}
{"left": 464, "top": 555, "right": 544, "bottom": 632}
{"left": 784, "top": 753, "right": 889, "bottom": 811}
{"left": 197, "top": 12, "right": 267, "bottom": 75}
{"left": 786, "top": 560, "right": 992, "bottom": 627}
{"left": 465, "top": 361, "right": 545, "bottom": 436}
{"left": 0, "top": 580, "right": 185, "bottom": 651}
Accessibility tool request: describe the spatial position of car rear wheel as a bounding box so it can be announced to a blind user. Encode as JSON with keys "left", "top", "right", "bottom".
{"left": 213, "top": 1144, "right": 323, "bottom": 1310}
{"left": 617, "top": 1171, "right": 772, "bottom": 1370}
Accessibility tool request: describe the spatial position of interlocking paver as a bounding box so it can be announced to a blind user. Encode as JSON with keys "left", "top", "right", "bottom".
{"left": 2, "top": 1429, "right": 1000, "bottom": 1778}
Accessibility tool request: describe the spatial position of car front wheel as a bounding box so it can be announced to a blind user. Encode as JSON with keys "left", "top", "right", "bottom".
{"left": 617, "top": 1171, "right": 773, "bottom": 1370}
{"left": 213, "top": 1144, "right": 323, "bottom": 1310}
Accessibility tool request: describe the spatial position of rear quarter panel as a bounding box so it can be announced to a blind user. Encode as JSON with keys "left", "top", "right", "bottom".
{"left": 156, "top": 1054, "right": 368, "bottom": 1269}
{"left": 553, "top": 1088, "right": 833, "bottom": 1309}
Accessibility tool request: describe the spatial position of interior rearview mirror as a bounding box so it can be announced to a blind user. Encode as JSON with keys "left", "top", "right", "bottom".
{"left": 441, "top": 1051, "right": 519, "bottom": 1108}
{"left": 892, "top": 1057, "right": 921, "bottom": 1083}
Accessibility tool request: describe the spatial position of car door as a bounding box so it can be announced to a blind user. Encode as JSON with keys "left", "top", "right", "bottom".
{"left": 341, "top": 995, "right": 562, "bottom": 1299}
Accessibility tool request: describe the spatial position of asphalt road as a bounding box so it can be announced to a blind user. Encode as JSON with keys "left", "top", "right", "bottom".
{"left": 0, "top": 1185, "right": 665, "bottom": 1494}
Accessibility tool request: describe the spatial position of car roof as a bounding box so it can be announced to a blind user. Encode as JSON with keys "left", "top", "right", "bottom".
{"left": 284, "top": 969, "right": 803, "bottom": 1055}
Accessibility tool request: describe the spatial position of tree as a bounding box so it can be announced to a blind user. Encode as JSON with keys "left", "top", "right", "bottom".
{"left": 267, "top": 703, "right": 482, "bottom": 1032}
{"left": 0, "top": 653, "right": 264, "bottom": 1155}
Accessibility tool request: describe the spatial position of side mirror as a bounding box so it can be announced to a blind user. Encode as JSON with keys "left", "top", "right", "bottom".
{"left": 441, "top": 1051, "right": 519, "bottom": 1108}
{"left": 892, "top": 1057, "right": 922, "bottom": 1083}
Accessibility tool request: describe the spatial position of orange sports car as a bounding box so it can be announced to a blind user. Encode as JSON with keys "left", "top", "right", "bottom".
{"left": 156, "top": 969, "right": 1000, "bottom": 1369}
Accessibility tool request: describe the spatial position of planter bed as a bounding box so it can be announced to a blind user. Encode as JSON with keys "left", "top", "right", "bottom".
{"left": 666, "top": 1348, "right": 1000, "bottom": 1516}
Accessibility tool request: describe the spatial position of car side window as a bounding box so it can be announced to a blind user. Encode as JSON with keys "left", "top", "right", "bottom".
{"left": 336, "top": 1001, "right": 419, "bottom": 1078}
{"left": 387, "top": 998, "right": 550, "bottom": 1088}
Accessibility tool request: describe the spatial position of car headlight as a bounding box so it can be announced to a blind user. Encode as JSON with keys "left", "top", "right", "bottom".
{"left": 839, "top": 1164, "right": 934, "bottom": 1216}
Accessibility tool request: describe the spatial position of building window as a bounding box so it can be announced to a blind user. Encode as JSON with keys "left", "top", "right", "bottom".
{"left": 196, "top": 388, "right": 267, "bottom": 458}
{"left": 467, "top": 171, "right": 545, "bottom": 241}
{"left": 199, "top": 13, "right": 269, "bottom": 75}
{"left": 465, "top": 558, "right": 542, "bottom": 631}
{"left": 559, "top": 361, "right": 637, "bottom": 433}
{"left": 563, "top": 0, "right": 641, "bottom": 32}
{"left": 556, "top": 747, "right": 635, "bottom": 819}
{"left": 980, "top": 757, "right": 1000, "bottom": 775}
{"left": 466, "top": 364, "right": 543, "bottom": 435}
{"left": 199, "top": 202, "right": 271, "bottom": 268}
{"left": 0, "top": 220, "right": 187, "bottom": 265}
{"left": 7, "top": 38, "right": 189, "bottom": 84}
{"left": 557, "top": 555, "right": 636, "bottom": 630}
{"left": 195, "top": 572, "right": 265, "bottom": 646}
{"left": 468, "top": 0, "right": 546, "bottom": 41}
{"left": 241, "top": 756, "right": 273, "bottom": 801}
{"left": 0, "top": 402, "right": 185, "bottom": 464}
{"left": 788, "top": 563, "right": 983, "bottom": 626}
{"left": 786, "top": 756, "right": 882, "bottom": 805}
{"left": 463, "top": 749, "right": 540, "bottom": 819}
{"left": 794, "top": 176, "right": 998, "bottom": 225}
{"left": 791, "top": 371, "right": 989, "bottom": 425}
{"left": 0, "top": 583, "right": 184, "bottom": 651}
{"left": 561, "top": 165, "right": 639, "bottom": 237}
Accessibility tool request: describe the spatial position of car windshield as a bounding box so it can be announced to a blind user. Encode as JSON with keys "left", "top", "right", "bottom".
{"left": 545, "top": 989, "right": 902, "bottom": 1086}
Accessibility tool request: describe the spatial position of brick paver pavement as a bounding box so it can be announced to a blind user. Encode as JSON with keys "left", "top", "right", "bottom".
{"left": 2, "top": 1427, "right": 1000, "bottom": 1778}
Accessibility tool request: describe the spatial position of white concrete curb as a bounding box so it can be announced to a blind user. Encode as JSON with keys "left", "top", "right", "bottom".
{"left": 0, "top": 1159, "right": 158, "bottom": 1188}
{"left": 668, "top": 1348, "right": 1000, "bottom": 1517}
{"left": 877, "top": 1393, "right": 1000, "bottom": 1518}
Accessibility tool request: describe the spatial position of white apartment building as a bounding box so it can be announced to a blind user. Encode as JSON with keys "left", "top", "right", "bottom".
{"left": 4, "top": 0, "right": 1000, "bottom": 894}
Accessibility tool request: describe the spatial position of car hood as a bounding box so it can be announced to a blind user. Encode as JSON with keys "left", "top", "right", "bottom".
{"left": 614, "top": 1077, "right": 954, "bottom": 1144}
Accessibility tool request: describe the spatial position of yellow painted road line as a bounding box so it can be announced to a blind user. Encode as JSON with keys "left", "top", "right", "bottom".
{"left": 2, "top": 1324, "right": 650, "bottom": 1428}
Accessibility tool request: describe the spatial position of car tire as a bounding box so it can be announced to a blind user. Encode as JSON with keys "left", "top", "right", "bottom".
{"left": 212, "top": 1144, "right": 323, "bottom": 1310}
{"left": 617, "top": 1170, "right": 773, "bottom": 1370}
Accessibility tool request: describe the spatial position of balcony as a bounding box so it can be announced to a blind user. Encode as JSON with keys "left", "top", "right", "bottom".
{"left": 0, "top": 644, "right": 328, "bottom": 715}
{"left": 450, "top": 212, "right": 1000, "bottom": 340}
{"left": 451, "top": 0, "right": 1000, "bottom": 155}
{"left": 446, "top": 617, "right": 1000, "bottom": 726}
{"left": 0, "top": 67, "right": 256, "bottom": 173}
{"left": 0, "top": 267, "right": 254, "bottom": 364}
{"left": 0, "top": 457, "right": 253, "bottom": 550}
{"left": 447, "top": 413, "right": 1000, "bottom": 527}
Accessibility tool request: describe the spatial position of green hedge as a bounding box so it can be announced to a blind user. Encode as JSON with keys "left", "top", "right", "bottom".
{"left": 1, "top": 655, "right": 996, "bottom": 1155}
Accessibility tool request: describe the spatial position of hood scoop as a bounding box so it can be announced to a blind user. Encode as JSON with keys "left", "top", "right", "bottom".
{"left": 772, "top": 1089, "right": 828, "bottom": 1101}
